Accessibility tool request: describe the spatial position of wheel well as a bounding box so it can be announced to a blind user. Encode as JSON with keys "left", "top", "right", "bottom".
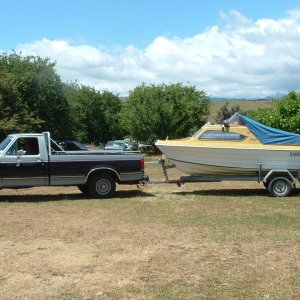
{"left": 263, "top": 170, "right": 295, "bottom": 185}
{"left": 87, "top": 168, "right": 119, "bottom": 184}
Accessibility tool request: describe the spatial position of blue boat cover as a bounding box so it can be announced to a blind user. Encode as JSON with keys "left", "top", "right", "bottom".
{"left": 227, "top": 113, "right": 300, "bottom": 145}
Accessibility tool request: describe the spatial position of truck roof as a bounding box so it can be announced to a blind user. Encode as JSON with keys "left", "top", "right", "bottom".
{"left": 8, "top": 133, "right": 45, "bottom": 137}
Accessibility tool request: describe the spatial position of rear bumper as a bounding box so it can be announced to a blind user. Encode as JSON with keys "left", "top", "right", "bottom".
{"left": 118, "top": 171, "right": 149, "bottom": 182}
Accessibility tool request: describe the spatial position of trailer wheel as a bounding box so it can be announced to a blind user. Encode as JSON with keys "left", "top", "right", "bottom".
{"left": 268, "top": 177, "right": 292, "bottom": 197}
{"left": 88, "top": 173, "right": 116, "bottom": 198}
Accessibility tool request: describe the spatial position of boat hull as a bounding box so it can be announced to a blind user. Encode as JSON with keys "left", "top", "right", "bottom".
{"left": 156, "top": 144, "right": 300, "bottom": 177}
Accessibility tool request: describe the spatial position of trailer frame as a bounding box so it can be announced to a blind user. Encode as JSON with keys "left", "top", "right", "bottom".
{"left": 147, "top": 158, "right": 299, "bottom": 197}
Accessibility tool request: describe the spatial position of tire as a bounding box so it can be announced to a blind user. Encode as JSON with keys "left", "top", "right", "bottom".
{"left": 268, "top": 177, "right": 292, "bottom": 197}
{"left": 88, "top": 173, "right": 116, "bottom": 198}
{"left": 78, "top": 184, "right": 89, "bottom": 194}
{"left": 263, "top": 181, "right": 268, "bottom": 189}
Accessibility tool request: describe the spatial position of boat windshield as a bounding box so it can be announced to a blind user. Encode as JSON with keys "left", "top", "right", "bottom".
{"left": 192, "top": 128, "right": 203, "bottom": 138}
{"left": 0, "top": 136, "right": 14, "bottom": 152}
{"left": 225, "top": 113, "right": 245, "bottom": 125}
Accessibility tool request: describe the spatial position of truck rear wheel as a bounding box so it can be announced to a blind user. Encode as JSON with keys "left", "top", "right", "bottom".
{"left": 268, "top": 177, "right": 292, "bottom": 197}
{"left": 88, "top": 173, "right": 116, "bottom": 198}
{"left": 78, "top": 184, "right": 89, "bottom": 194}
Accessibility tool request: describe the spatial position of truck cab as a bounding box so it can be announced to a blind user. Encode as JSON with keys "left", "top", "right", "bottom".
{"left": 0, "top": 133, "right": 49, "bottom": 187}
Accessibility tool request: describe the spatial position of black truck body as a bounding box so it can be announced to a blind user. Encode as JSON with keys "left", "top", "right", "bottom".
{"left": 0, "top": 132, "right": 146, "bottom": 197}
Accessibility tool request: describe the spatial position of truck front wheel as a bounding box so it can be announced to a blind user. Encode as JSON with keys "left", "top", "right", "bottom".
{"left": 268, "top": 177, "right": 292, "bottom": 197}
{"left": 88, "top": 173, "right": 116, "bottom": 198}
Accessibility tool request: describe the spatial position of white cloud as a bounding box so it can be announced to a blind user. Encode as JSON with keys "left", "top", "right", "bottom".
{"left": 16, "top": 9, "right": 300, "bottom": 98}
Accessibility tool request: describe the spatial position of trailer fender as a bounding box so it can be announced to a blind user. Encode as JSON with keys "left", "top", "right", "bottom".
{"left": 263, "top": 169, "right": 296, "bottom": 185}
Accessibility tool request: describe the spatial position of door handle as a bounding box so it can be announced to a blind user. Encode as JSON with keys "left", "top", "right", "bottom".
{"left": 16, "top": 158, "right": 21, "bottom": 167}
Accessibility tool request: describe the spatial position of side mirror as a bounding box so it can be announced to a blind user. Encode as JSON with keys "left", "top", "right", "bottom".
{"left": 17, "top": 149, "right": 26, "bottom": 157}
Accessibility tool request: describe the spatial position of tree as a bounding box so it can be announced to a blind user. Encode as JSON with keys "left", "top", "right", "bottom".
{"left": 0, "top": 63, "right": 43, "bottom": 140}
{"left": 249, "top": 91, "right": 300, "bottom": 133}
{"left": 215, "top": 102, "right": 246, "bottom": 123}
{"left": 120, "top": 83, "right": 211, "bottom": 144}
{"left": 0, "top": 53, "right": 71, "bottom": 139}
{"left": 66, "top": 85, "right": 122, "bottom": 143}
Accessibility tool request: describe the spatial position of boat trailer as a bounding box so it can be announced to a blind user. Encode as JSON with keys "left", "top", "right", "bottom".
{"left": 147, "top": 158, "right": 299, "bottom": 197}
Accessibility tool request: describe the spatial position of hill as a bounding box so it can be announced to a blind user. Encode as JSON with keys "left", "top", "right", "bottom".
{"left": 209, "top": 99, "right": 275, "bottom": 122}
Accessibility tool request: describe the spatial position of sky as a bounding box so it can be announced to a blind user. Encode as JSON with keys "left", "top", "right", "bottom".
{"left": 1, "top": 0, "right": 300, "bottom": 98}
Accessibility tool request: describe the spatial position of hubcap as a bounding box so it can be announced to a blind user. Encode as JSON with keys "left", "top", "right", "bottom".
{"left": 96, "top": 179, "right": 111, "bottom": 195}
{"left": 274, "top": 181, "right": 287, "bottom": 195}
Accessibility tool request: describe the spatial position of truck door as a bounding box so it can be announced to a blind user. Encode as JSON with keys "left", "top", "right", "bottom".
{"left": 1, "top": 137, "right": 48, "bottom": 187}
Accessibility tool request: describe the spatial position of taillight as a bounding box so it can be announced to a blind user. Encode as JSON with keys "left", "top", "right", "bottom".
{"left": 141, "top": 157, "right": 145, "bottom": 171}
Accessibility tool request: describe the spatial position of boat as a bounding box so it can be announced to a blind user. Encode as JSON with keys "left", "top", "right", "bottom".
{"left": 155, "top": 113, "right": 300, "bottom": 178}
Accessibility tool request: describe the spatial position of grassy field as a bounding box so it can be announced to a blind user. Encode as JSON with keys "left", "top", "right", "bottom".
{"left": 0, "top": 157, "right": 299, "bottom": 299}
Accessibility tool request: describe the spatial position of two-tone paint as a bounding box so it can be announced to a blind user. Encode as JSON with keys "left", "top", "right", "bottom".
{"left": 0, "top": 132, "right": 145, "bottom": 188}
{"left": 156, "top": 123, "right": 300, "bottom": 178}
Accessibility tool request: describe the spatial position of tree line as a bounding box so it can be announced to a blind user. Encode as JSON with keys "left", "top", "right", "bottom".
{"left": 0, "top": 53, "right": 299, "bottom": 144}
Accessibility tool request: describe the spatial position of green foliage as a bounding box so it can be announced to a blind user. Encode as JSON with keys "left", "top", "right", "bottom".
{"left": 0, "top": 60, "right": 43, "bottom": 139}
{"left": 249, "top": 91, "right": 300, "bottom": 133}
{"left": 0, "top": 53, "right": 70, "bottom": 139}
{"left": 215, "top": 102, "right": 246, "bottom": 123}
{"left": 66, "top": 85, "right": 122, "bottom": 143}
{"left": 120, "top": 83, "right": 211, "bottom": 144}
{"left": 1, "top": 53, "right": 213, "bottom": 144}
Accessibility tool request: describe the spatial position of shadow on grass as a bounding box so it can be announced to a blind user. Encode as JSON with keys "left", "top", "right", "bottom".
{"left": 0, "top": 189, "right": 155, "bottom": 203}
{"left": 174, "top": 188, "right": 269, "bottom": 197}
{"left": 178, "top": 188, "right": 300, "bottom": 197}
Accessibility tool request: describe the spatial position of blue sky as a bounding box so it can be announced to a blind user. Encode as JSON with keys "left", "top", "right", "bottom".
{"left": 1, "top": 0, "right": 300, "bottom": 98}
{"left": 2, "top": 0, "right": 299, "bottom": 49}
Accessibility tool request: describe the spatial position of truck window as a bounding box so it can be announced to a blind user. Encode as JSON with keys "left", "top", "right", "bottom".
{"left": 6, "top": 137, "right": 40, "bottom": 156}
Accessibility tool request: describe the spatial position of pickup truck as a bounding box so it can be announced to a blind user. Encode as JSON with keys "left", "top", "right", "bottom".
{"left": 0, "top": 132, "right": 147, "bottom": 198}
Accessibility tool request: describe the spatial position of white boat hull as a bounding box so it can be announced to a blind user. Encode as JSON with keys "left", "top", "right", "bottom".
{"left": 156, "top": 144, "right": 300, "bottom": 177}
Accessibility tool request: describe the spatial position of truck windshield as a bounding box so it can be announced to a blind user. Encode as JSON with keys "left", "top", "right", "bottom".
{"left": 0, "top": 136, "right": 14, "bottom": 151}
